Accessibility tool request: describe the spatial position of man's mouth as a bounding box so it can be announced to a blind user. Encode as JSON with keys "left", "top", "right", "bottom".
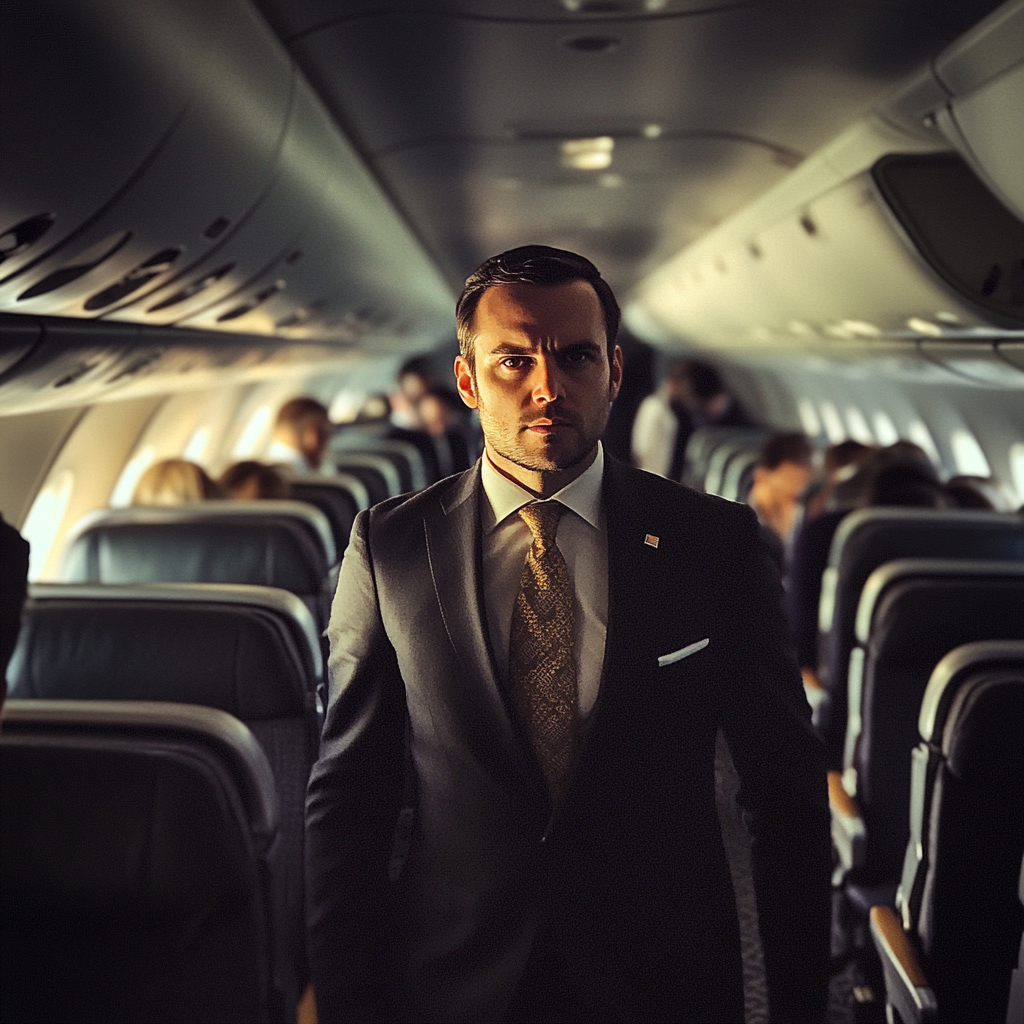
{"left": 522, "top": 417, "right": 574, "bottom": 435}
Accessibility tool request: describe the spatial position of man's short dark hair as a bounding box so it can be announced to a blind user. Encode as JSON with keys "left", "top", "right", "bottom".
{"left": 456, "top": 245, "right": 620, "bottom": 361}
{"left": 758, "top": 431, "right": 814, "bottom": 470}
{"left": 275, "top": 397, "right": 329, "bottom": 433}
{"left": 686, "top": 361, "right": 726, "bottom": 400}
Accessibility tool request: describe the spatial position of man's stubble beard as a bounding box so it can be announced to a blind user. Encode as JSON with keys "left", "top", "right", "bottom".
{"left": 474, "top": 380, "right": 610, "bottom": 475}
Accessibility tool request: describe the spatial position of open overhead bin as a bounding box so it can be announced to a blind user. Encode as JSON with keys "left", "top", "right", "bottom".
{"left": 629, "top": 0, "right": 1024, "bottom": 362}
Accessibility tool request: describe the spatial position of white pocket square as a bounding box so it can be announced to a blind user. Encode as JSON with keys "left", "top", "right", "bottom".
{"left": 658, "top": 638, "right": 710, "bottom": 668}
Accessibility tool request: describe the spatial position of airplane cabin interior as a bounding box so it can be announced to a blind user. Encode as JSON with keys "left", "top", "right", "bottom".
{"left": 1, "top": 2, "right": 1023, "bottom": 1022}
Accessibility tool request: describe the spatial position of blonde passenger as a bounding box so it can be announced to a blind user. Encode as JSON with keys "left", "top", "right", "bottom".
{"left": 131, "top": 459, "right": 222, "bottom": 506}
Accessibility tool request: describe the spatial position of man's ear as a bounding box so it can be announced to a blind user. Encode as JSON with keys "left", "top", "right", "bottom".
{"left": 455, "top": 355, "right": 478, "bottom": 409}
{"left": 608, "top": 344, "right": 624, "bottom": 403}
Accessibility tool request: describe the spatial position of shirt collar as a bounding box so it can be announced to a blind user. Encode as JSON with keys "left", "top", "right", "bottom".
{"left": 480, "top": 442, "right": 604, "bottom": 533}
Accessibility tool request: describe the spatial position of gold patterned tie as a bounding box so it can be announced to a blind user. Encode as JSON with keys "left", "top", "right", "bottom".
{"left": 508, "top": 501, "right": 578, "bottom": 801}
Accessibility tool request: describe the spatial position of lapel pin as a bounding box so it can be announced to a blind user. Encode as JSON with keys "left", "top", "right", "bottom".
{"left": 644, "top": 534, "right": 660, "bottom": 548}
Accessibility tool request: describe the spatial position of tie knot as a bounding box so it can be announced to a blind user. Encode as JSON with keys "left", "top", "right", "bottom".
{"left": 518, "top": 501, "right": 564, "bottom": 551}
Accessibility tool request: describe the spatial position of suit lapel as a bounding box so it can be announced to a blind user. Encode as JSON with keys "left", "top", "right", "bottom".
{"left": 424, "top": 465, "right": 548, "bottom": 800}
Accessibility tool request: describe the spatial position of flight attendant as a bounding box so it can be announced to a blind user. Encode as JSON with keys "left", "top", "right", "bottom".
{"left": 306, "top": 245, "right": 830, "bottom": 1023}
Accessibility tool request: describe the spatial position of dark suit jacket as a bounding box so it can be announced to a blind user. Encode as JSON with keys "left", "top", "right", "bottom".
{"left": 306, "top": 456, "right": 830, "bottom": 1023}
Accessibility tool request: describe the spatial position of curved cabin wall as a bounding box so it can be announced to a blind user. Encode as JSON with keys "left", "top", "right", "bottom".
{"left": 0, "top": 0, "right": 453, "bottom": 349}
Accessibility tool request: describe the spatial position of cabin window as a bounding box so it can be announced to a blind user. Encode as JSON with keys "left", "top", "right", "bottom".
{"left": 950, "top": 428, "right": 992, "bottom": 477}
{"left": 818, "top": 401, "right": 847, "bottom": 443}
{"left": 872, "top": 411, "right": 900, "bottom": 447}
{"left": 797, "top": 398, "right": 822, "bottom": 438}
{"left": 110, "top": 445, "right": 156, "bottom": 507}
{"left": 21, "top": 470, "right": 74, "bottom": 581}
{"left": 1009, "top": 443, "right": 1024, "bottom": 507}
{"left": 183, "top": 426, "right": 210, "bottom": 462}
{"left": 232, "top": 405, "right": 273, "bottom": 458}
{"left": 907, "top": 420, "right": 941, "bottom": 466}
{"left": 844, "top": 406, "right": 874, "bottom": 445}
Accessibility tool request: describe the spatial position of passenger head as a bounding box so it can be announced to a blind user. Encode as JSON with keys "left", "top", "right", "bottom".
{"left": 750, "top": 432, "right": 815, "bottom": 540}
{"left": 273, "top": 397, "right": 331, "bottom": 471}
{"left": 454, "top": 245, "right": 623, "bottom": 496}
{"left": 684, "top": 361, "right": 733, "bottom": 422}
{"left": 945, "top": 475, "right": 1010, "bottom": 512}
{"left": 418, "top": 389, "right": 465, "bottom": 438}
{"left": 456, "top": 244, "right": 620, "bottom": 367}
{"left": 865, "top": 458, "right": 949, "bottom": 509}
{"left": 397, "top": 356, "right": 436, "bottom": 404}
{"left": 219, "top": 461, "right": 291, "bottom": 501}
{"left": 132, "top": 459, "right": 221, "bottom": 506}
{"left": 824, "top": 440, "right": 875, "bottom": 482}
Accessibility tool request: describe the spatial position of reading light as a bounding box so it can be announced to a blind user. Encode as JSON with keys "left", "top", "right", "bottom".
{"left": 561, "top": 136, "right": 614, "bottom": 170}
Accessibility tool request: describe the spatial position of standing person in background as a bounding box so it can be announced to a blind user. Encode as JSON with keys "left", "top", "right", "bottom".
{"left": 270, "top": 398, "right": 332, "bottom": 474}
{"left": 391, "top": 356, "right": 438, "bottom": 430}
{"left": 686, "top": 360, "right": 752, "bottom": 429}
{"left": 306, "top": 244, "right": 830, "bottom": 1024}
{"left": 630, "top": 357, "right": 694, "bottom": 480}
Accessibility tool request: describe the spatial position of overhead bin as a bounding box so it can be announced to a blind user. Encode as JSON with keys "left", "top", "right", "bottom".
{"left": 0, "top": 0, "right": 291, "bottom": 320}
{"left": 0, "top": 0, "right": 453, "bottom": 347}
{"left": 630, "top": 0, "right": 1024, "bottom": 355}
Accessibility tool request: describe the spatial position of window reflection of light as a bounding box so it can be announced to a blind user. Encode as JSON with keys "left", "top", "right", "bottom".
{"left": 21, "top": 470, "right": 75, "bottom": 581}
{"left": 232, "top": 404, "right": 272, "bottom": 458}
{"left": 818, "top": 401, "right": 847, "bottom": 444}
{"left": 1009, "top": 443, "right": 1024, "bottom": 506}
{"left": 183, "top": 426, "right": 210, "bottom": 462}
{"left": 950, "top": 428, "right": 991, "bottom": 477}
{"left": 844, "top": 406, "right": 874, "bottom": 445}
{"left": 872, "top": 411, "right": 900, "bottom": 447}
{"left": 908, "top": 420, "right": 941, "bottom": 465}
{"left": 797, "top": 398, "right": 821, "bottom": 437}
{"left": 110, "top": 445, "right": 156, "bottom": 508}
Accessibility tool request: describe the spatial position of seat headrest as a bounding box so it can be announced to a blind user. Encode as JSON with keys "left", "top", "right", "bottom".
{"left": 1, "top": 700, "right": 277, "bottom": 919}
{"left": 8, "top": 585, "right": 315, "bottom": 720}
{"left": 919, "top": 640, "right": 1024, "bottom": 744}
{"left": 60, "top": 503, "right": 333, "bottom": 593}
{"left": 942, "top": 672, "right": 1024, "bottom": 780}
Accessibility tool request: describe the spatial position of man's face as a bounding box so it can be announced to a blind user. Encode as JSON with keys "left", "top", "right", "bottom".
{"left": 756, "top": 461, "right": 813, "bottom": 505}
{"left": 455, "top": 280, "right": 622, "bottom": 476}
{"left": 299, "top": 415, "right": 331, "bottom": 470}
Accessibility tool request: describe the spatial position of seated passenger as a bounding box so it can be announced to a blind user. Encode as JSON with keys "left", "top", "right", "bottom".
{"left": 749, "top": 431, "right": 814, "bottom": 545}
{"left": 418, "top": 388, "right": 475, "bottom": 472}
{"left": 866, "top": 458, "right": 950, "bottom": 509}
{"left": 945, "top": 475, "right": 1012, "bottom": 511}
{"left": 220, "top": 461, "right": 292, "bottom": 500}
{"left": 804, "top": 439, "right": 876, "bottom": 519}
{"left": 131, "top": 459, "right": 222, "bottom": 505}
{"left": 268, "top": 397, "right": 332, "bottom": 474}
{"left": 390, "top": 355, "right": 437, "bottom": 430}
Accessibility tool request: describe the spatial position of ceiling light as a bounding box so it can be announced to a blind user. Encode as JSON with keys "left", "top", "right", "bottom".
{"left": 561, "top": 136, "right": 614, "bottom": 170}
{"left": 839, "top": 319, "right": 880, "bottom": 337}
{"left": 642, "top": 124, "right": 662, "bottom": 139}
{"left": 907, "top": 316, "right": 942, "bottom": 336}
{"left": 598, "top": 173, "right": 624, "bottom": 188}
{"left": 935, "top": 311, "right": 960, "bottom": 323}
{"left": 560, "top": 1, "right": 666, "bottom": 12}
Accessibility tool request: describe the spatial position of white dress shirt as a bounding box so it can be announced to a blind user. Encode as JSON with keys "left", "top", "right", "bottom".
{"left": 630, "top": 391, "right": 678, "bottom": 478}
{"left": 268, "top": 440, "right": 317, "bottom": 474}
{"left": 480, "top": 443, "right": 608, "bottom": 717}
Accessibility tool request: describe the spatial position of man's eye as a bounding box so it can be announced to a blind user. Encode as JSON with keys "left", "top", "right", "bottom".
{"left": 564, "top": 349, "right": 596, "bottom": 364}
{"left": 501, "top": 356, "right": 531, "bottom": 370}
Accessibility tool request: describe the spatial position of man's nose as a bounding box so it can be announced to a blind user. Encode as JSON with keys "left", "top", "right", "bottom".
{"left": 530, "top": 355, "right": 563, "bottom": 404}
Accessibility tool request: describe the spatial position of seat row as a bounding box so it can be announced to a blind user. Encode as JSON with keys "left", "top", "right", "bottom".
{"left": 682, "top": 425, "right": 768, "bottom": 499}
{"left": 1, "top": 435, "right": 452, "bottom": 1021}
{"left": 809, "top": 506, "right": 1024, "bottom": 1021}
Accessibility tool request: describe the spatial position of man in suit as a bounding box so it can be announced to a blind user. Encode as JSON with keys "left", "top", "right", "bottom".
{"left": 306, "top": 246, "right": 831, "bottom": 1023}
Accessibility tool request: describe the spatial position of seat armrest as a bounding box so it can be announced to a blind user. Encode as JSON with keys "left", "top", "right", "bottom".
{"left": 829, "top": 770, "right": 866, "bottom": 874}
{"left": 803, "top": 668, "right": 831, "bottom": 732}
{"left": 869, "top": 905, "right": 937, "bottom": 1024}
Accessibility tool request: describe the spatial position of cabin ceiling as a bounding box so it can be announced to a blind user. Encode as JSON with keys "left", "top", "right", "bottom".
{"left": 255, "top": 0, "right": 1005, "bottom": 297}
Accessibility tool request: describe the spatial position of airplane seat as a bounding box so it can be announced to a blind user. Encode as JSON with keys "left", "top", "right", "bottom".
{"left": 815, "top": 508, "right": 1024, "bottom": 770}
{"left": 869, "top": 641, "right": 1024, "bottom": 1024}
{"left": 831, "top": 561, "right": 1024, "bottom": 923}
{"left": 58, "top": 502, "right": 337, "bottom": 630}
{"left": 287, "top": 476, "right": 364, "bottom": 554}
{"left": 6, "top": 582, "right": 323, "bottom": 1006}
{"left": 680, "top": 425, "right": 767, "bottom": 490}
{"left": 387, "top": 424, "right": 444, "bottom": 483}
{"left": 0, "top": 699, "right": 288, "bottom": 1023}
{"left": 331, "top": 453, "right": 398, "bottom": 504}
{"left": 701, "top": 431, "right": 769, "bottom": 497}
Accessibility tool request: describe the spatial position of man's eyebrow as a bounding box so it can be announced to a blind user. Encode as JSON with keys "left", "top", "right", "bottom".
{"left": 486, "top": 341, "right": 535, "bottom": 355}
